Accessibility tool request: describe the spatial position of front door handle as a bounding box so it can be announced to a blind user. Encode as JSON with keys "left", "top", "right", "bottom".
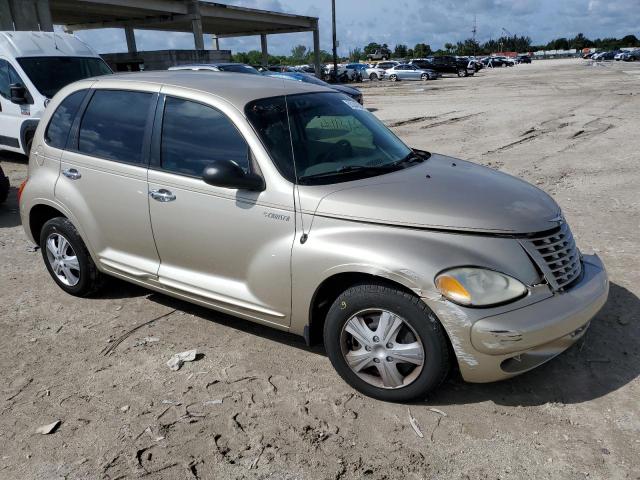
{"left": 149, "top": 189, "right": 176, "bottom": 202}
{"left": 62, "top": 168, "right": 81, "bottom": 180}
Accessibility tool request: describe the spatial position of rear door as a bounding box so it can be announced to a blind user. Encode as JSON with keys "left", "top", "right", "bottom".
{"left": 55, "top": 86, "right": 161, "bottom": 278}
{"left": 147, "top": 91, "right": 294, "bottom": 327}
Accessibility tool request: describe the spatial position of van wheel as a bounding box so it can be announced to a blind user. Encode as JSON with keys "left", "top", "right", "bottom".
{"left": 40, "top": 217, "right": 104, "bottom": 297}
{"left": 323, "top": 282, "right": 450, "bottom": 402}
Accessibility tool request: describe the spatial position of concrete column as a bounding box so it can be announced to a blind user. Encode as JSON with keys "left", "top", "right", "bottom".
{"left": 212, "top": 34, "right": 219, "bottom": 50}
{"left": 10, "top": 0, "right": 39, "bottom": 30}
{"left": 312, "top": 23, "right": 321, "bottom": 78}
{"left": 125, "top": 26, "right": 137, "bottom": 54}
{"left": 187, "top": 0, "right": 204, "bottom": 50}
{"left": 36, "top": 0, "right": 53, "bottom": 31}
{"left": 260, "top": 34, "right": 268, "bottom": 66}
{"left": 0, "top": 0, "right": 13, "bottom": 30}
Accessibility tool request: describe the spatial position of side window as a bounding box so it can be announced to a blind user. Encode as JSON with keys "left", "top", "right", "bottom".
{"left": 0, "top": 60, "right": 9, "bottom": 98}
{"left": 160, "top": 96, "right": 249, "bottom": 177}
{"left": 45, "top": 90, "right": 87, "bottom": 149}
{"left": 78, "top": 90, "right": 153, "bottom": 164}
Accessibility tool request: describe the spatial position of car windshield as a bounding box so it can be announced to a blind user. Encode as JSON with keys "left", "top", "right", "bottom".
{"left": 17, "top": 56, "right": 112, "bottom": 98}
{"left": 246, "top": 92, "right": 424, "bottom": 185}
{"left": 217, "top": 64, "right": 260, "bottom": 74}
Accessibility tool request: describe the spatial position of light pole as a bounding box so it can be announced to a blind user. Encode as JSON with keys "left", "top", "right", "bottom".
{"left": 332, "top": 0, "right": 338, "bottom": 82}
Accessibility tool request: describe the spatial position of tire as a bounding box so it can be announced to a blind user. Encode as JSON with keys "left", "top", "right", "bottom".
{"left": 457, "top": 68, "right": 466, "bottom": 77}
{"left": 0, "top": 166, "right": 8, "bottom": 204}
{"left": 369, "top": 72, "right": 378, "bottom": 81}
{"left": 389, "top": 74, "right": 398, "bottom": 82}
{"left": 421, "top": 73, "right": 429, "bottom": 81}
{"left": 323, "top": 282, "right": 450, "bottom": 402}
{"left": 40, "top": 217, "right": 104, "bottom": 297}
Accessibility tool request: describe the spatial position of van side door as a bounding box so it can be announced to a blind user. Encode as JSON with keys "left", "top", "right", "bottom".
{"left": 55, "top": 87, "right": 161, "bottom": 278}
{"left": 147, "top": 91, "right": 294, "bottom": 328}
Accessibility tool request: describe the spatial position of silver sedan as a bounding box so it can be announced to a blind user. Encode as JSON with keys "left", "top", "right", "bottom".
{"left": 386, "top": 64, "right": 439, "bottom": 81}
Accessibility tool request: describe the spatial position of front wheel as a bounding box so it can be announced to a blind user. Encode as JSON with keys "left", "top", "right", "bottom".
{"left": 40, "top": 217, "right": 104, "bottom": 297}
{"left": 457, "top": 68, "right": 466, "bottom": 77}
{"left": 324, "top": 282, "right": 450, "bottom": 402}
{"left": 389, "top": 74, "right": 398, "bottom": 82}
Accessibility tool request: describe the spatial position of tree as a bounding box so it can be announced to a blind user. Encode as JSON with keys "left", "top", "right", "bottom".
{"left": 363, "top": 42, "right": 381, "bottom": 55}
{"left": 621, "top": 34, "right": 640, "bottom": 46}
{"left": 444, "top": 42, "right": 454, "bottom": 53}
{"left": 413, "top": 43, "right": 432, "bottom": 58}
{"left": 290, "top": 45, "right": 308, "bottom": 63}
{"left": 393, "top": 44, "right": 408, "bottom": 58}
{"left": 348, "top": 47, "right": 363, "bottom": 62}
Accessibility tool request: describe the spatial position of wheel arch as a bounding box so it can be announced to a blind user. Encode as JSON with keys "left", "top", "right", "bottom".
{"left": 306, "top": 271, "right": 420, "bottom": 346}
{"left": 20, "top": 119, "right": 39, "bottom": 155}
{"left": 28, "top": 203, "right": 68, "bottom": 244}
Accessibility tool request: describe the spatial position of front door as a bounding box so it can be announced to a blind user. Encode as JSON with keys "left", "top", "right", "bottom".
{"left": 147, "top": 93, "right": 294, "bottom": 327}
{"left": 55, "top": 87, "right": 161, "bottom": 278}
{"left": 0, "top": 58, "right": 29, "bottom": 153}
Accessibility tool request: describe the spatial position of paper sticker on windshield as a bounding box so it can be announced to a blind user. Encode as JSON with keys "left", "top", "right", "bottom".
{"left": 342, "top": 99, "right": 365, "bottom": 111}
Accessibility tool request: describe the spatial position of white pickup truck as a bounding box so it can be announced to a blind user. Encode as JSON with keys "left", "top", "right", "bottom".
{"left": 0, "top": 31, "right": 111, "bottom": 203}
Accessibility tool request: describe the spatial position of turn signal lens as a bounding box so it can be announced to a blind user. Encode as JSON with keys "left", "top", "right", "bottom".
{"left": 435, "top": 275, "right": 471, "bottom": 304}
{"left": 435, "top": 267, "right": 527, "bottom": 307}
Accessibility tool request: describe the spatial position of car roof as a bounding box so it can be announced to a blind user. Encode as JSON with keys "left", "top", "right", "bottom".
{"left": 92, "top": 70, "right": 332, "bottom": 109}
{"left": 0, "top": 31, "right": 99, "bottom": 58}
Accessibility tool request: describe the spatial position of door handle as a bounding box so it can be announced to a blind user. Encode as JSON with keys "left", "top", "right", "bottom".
{"left": 62, "top": 168, "right": 81, "bottom": 180}
{"left": 149, "top": 189, "right": 176, "bottom": 202}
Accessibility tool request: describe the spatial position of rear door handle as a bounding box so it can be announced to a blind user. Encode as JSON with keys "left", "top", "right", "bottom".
{"left": 149, "top": 189, "right": 176, "bottom": 202}
{"left": 62, "top": 168, "right": 81, "bottom": 180}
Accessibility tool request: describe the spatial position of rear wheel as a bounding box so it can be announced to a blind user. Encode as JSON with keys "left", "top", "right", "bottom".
{"left": 40, "top": 217, "right": 104, "bottom": 297}
{"left": 389, "top": 74, "right": 398, "bottom": 82}
{"left": 0, "top": 165, "right": 8, "bottom": 204}
{"left": 457, "top": 68, "right": 466, "bottom": 77}
{"left": 421, "top": 73, "right": 429, "bottom": 81}
{"left": 324, "top": 282, "right": 450, "bottom": 402}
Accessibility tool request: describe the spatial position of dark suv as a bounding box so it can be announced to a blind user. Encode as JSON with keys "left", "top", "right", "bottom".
{"left": 410, "top": 56, "right": 475, "bottom": 77}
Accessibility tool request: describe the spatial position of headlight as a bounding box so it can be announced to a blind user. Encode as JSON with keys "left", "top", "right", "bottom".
{"left": 435, "top": 267, "right": 527, "bottom": 307}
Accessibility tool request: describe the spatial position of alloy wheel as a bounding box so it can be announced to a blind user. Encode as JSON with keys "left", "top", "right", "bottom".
{"left": 45, "top": 233, "right": 80, "bottom": 286}
{"left": 340, "top": 309, "right": 425, "bottom": 389}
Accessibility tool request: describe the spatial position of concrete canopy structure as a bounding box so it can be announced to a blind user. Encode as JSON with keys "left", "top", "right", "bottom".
{"left": 0, "top": 0, "right": 322, "bottom": 74}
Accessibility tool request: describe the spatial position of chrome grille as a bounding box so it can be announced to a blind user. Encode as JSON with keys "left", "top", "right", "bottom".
{"left": 521, "top": 223, "right": 582, "bottom": 291}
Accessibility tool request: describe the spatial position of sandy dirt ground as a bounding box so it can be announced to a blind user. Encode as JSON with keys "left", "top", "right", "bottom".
{"left": 1, "top": 58, "right": 639, "bottom": 479}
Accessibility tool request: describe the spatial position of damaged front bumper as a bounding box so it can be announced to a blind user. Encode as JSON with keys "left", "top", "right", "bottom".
{"left": 423, "top": 254, "right": 609, "bottom": 383}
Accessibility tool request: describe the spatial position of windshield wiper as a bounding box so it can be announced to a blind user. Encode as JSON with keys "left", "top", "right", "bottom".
{"left": 298, "top": 164, "right": 397, "bottom": 184}
{"left": 387, "top": 151, "right": 427, "bottom": 168}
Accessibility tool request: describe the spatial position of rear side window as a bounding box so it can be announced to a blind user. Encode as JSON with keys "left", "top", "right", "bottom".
{"left": 78, "top": 90, "right": 153, "bottom": 164}
{"left": 45, "top": 90, "right": 87, "bottom": 149}
{"left": 160, "top": 97, "right": 249, "bottom": 177}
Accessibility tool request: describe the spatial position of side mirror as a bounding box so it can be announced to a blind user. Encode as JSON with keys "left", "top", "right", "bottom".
{"left": 9, "top": 83, "right": 28, "bottom": 105}
{"left": 202, "top": 160, "right": 265, "bottom": 191}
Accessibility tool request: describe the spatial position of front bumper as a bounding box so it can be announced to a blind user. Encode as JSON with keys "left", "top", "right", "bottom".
{"left": 424, "top": 254, "right": 608, "bottom": 383}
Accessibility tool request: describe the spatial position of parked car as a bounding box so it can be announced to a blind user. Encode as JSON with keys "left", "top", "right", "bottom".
{"left": 594, "top": 51, "right": 615, "bottom": 61}
{"left": 20, "top": 72, "right": 608, "bottom": 402}
{"left": 374, "top": 61, "right": 400, "bottom": 71}
{"left": 415, "top": 56, "right": 475, "bottom": 77}
{"left": 386, "top": 64, "right": 440, "bottom": 81}
{"left": 364, "top": 65, "right": 386, "bottom": 81}
{"left": 168, "top": 63, "right": 260, "bottom": 75}
{"left": 516, "top": 55, "right": 532, "bottom": 64}
{"left": 622, "top": 50, "right": 640, "bottom": 61}
{"left": 0, "top": 31, "right": 112, "bottom": 156}
{"left": 264, "top": 71, "right": 363, "bottom": 104}
{"left": 0, "top": 163, "right": 8, "bottom": 204}
{"left": 366, "top": 49, "right": 389, "bottom": 61}
{"left": 344, "top": 63, "right": 366, "bottom": 82}
{"left": 323, "top": 64, "right": 351, "bottom": 82}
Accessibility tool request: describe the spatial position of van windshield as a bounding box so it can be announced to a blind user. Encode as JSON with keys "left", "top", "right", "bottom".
{"left": 246, "top": 92, "right": 427, "bottom": 185}
{"left": 17, "top": 57, "right": 112, "bottom": 98}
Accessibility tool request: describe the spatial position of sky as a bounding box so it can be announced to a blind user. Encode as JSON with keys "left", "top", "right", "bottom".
{"left": 73, "top": 0, "right": 640, "bottom": 56}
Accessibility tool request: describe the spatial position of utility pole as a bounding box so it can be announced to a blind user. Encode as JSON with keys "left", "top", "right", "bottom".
{"left": 472, "top": 14, "right": 477, "bottom": 56}
{"left": 331, "top": 0, "right": 338, "bottom": 83}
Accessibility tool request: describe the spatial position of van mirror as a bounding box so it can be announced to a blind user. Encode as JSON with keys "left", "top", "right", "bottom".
{"left": 202, "top": 160, "right": 265, "bottom": 191}
{"left": 9, "top": 83, "right": 27, "bottom": 105}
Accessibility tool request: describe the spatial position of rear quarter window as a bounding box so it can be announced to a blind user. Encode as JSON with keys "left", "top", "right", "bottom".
{"left": 45, "top": 89, "right": 88, "bottom": 149}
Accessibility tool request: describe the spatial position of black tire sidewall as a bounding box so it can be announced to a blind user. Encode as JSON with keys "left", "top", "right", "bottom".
{"left": 0, "top": 166, "right": 8, "bottom": 204}
{"left": 390, "top": 75, "right": 397, "bottom": 81}
{"left": 323, "top": 284, "right": 449, "bottom": 402}
{"left": 40, "top": 217, "right": 98, "bottom": 296}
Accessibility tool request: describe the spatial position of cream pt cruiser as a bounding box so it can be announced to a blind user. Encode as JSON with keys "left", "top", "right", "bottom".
{"left": 19, "top": 72, "right": 609, "bottom": 401}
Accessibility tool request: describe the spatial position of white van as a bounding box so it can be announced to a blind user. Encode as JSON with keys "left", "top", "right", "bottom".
{"left": 0, "top": 31, "right": 112, "bottom": 156}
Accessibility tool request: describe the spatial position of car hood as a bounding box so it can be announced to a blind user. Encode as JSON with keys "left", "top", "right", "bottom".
{"left": 300, "top": 153, "right": 561, "bottom": 234}
{"left": 332, "top": 84, "right": 361, "bottom": 96}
